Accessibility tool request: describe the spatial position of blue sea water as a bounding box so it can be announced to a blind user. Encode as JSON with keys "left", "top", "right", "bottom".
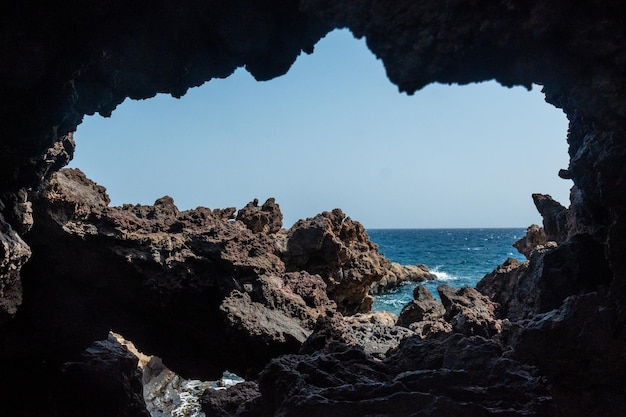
{"left": 368, "top": 228, "right": 526, "bottom": 315}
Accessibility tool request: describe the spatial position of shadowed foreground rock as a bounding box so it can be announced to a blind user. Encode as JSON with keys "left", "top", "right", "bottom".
{"left": 2, "top": 1, "right": 626, "bottom": 416}
{"left": 205, "top": 336, "right": 556, "bottom": 417}
{"left": 2, "top": 169, "right": 341, "bottom": 382}
{"left": 58, "top": 334, "right": 150, "bottom": 417}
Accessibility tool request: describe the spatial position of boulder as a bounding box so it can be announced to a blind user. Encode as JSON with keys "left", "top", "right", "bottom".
{"left": 532, "top": 194, "right": 569, "bottom": 244}
{"left": 512, "top": 224, "right": 548, "bottom": 259}
{"left": 397, "top": 285, "right": 451, "bottom": 339}
{"left": 370, "top": 263, "right": 437, "bottom": 294}
{"left": 280, "top": 209, "right": 386, "bottom": 314}
{"left": 236, "top": 198, "right": 283, "bottom": 234}
{"left": 8, "top": 168, "right": 335, "bottom": 381}
{"left": 58, "top": 334, "right": 150, "bottom": 417}
{"left": 438, "top": 284, "right": 502, "bottom": 338}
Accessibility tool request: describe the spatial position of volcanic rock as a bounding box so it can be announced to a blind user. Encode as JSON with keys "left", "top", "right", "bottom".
{"left": 513, "top": 224, "right": 549, "bottom": 259}
{"left": 237, "top": 334, "right": 557, "bottom": 417}
{"left": 1, "top": 1, "right": 626, "bottom": 416}
{"left": 532, "top": 194, "right": 569, "bottom": 244}
{"left": 397, "top": 285, "right": 451, "bottom": 338}
{"left": 236, "top": 198, "right": 283, "bottom": 234}
{"left": 58, "top": 333, "right": 150, "bottom": 417}
{"left": 7, "top": 168, "right": 337, "bottom": 382}
{"left": 438, "top": 284, "right": 502, "bottom": 338}
{"left": 0, "top": 214, "right": 31, "bottom": 325}
{"left": 370, "top": 262, "right": 437, "bottom": 295}
{"left": 201, "top": 381, "right": 261, "bottom": 417}
{"left": 478, "top": 234, "right": 612, "bottom": 322}
{"left": 279, "top": 209, "right": 386, "bottom": 314}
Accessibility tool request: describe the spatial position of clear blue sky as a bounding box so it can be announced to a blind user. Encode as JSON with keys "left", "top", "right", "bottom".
{"left": 69, "top": 29, "right": 571, "bottom": 229}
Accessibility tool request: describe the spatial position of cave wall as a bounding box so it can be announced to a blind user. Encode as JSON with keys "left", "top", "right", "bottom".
{"left": 1, "top": 0, "right": 626, "bottom": 415}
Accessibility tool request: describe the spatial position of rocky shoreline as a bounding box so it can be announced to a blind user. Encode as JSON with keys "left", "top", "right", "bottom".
{"left": 2, "top": 2, "right": 626, "bottom": 416}
{"left": 9, "top": 166, "right": 594, "bottom": 417}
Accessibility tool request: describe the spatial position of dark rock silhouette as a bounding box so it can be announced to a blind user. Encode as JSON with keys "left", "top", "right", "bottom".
{"left": 1, "top": 1, "right": 626, "bottom": 415}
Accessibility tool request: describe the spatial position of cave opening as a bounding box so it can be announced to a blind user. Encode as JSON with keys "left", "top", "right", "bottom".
{"left": 69, "top": 29, "right": 571, "bottom": 230}
{"left": 56, "top": 28, "right": 574, "bottom": 413}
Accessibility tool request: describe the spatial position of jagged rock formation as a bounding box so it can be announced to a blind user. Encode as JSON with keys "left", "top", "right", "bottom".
{"left": 397, "top": 285, "right": 450, "bottom": 338}
{"left": 1, "top": 167, "right": 404, "bottom": 414}
{"left": 236, "top": 198, "right": 283, "bottom": 234}
{"left": 214, "top": 336, "right": 556, "bottom": 417}
{"left": 9, "top": 168, "right": 344, "bottom": 380}
{"left": 370, "top": 262, "right": 437, "bottom": 295}
{"left": 512, "top": 224, "right": 549, "bottom": 259}
{"left": 1, "top": 1, "right": 626, "bottom": 416}
{"left": 397, "top": 284, "right": 501, "bottom": 340}
{"left": 59, "top": 333, "right": 150, "bottom": 417}
{"left": 279, "top": 209, "right": 386, "bottom": 314}
{"left": 532, "top": 193, "right": 569, "bottom": 243}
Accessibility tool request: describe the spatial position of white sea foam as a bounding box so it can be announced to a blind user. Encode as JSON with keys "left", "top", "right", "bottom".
{"left": 431, "top": 268, "right": 458, "bottom": 281}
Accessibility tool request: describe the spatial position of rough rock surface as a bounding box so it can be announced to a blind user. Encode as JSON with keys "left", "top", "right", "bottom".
{"left": 478, "top": 234, "right": 612, "bottom": 321}
{"left": 438, "top": 284, "right": 502, "bottom": 338}
{"left": 233, "top": 336, "right": 557, "bottom": 417}
{"left": 532, "top": 193, "right": 569, "bottom": 243}
{"left": 201, "top": 381, "right": 261, "bottom": 417}
{"left": 396, "top": 284, "right": 502, "bottom": 340}
{"left": 0, "top": 214, "right": 31, "bottom": 325}
{"left": 370, "top": 262, "right": 437, "bottom": 295}
{"left": 58, "top": 333, "right": 150, "bottom": 417}
{"left": 397, "top": 285, "right": 450, "bottom": 338}
{"left": 1, "top": 1, "right": 626, "bottom": 416}
{"left": 236, "top": 198, "right": 283, "bottom": 234}
{"left": 512, "top": 224, "right": 548, "bottom": 259}
{"left": 3, "top": 169, "right": 340, "bottom": 382}
{"left": 279, "top": 209, "right": 386, "bottom": 314}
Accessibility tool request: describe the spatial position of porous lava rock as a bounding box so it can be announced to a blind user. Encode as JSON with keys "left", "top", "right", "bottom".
{"left": 58, "top": 333, "right": 150, "bottom": 417}
{"left": 512, "top": 224, "right": 549, "bottom": 259}
{"left": 1, "top": 1, "right": 626, "bottom": 416}
{"left": 279, "top": 209, "right": 386, "bottom": 314}
{"left": 397, "top": 285, "right": 450, "bottom": 338}
{"left": 3, "top": 168, "right": 338, "bottom": 383}
{"left": 0, "top": 214, "right": 31, "bottom": 325}
{"left": 231, "top": 335, "right": 557, "bottom": 417}
{"left": 438, "top": 284, "right": 502, "bottom": 338}
{"left": 370, "top": 262, "right": 437, "bottom": 295}
{"left": 478, "top": 234, "right": 612, "bottom": 322}
{"left": 236, "top": 198, "right": 283, "bottom": 234}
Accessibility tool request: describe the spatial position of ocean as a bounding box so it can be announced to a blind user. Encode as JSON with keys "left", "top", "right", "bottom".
{"left": 368, "top": 228, "right": 527, "bottom": 315}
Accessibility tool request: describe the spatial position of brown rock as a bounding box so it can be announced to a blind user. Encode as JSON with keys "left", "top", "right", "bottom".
{"left": 513, "top": 224, "right": 548, "bottom": 259}
{"left": 280, "top": 209, "right": 386, "bottom": 314}
{"left": 438, "top": 284, "right": 502, "bottom": 338}
{"left": 0, "top": 214, "right": 31, "bottom": 325}
{"left": 370, "top": 263, "right": 437, "bottom": 295}
{"left": 236, "top": 198, "right": 283, "bottom": 234}
{"left": 397, "top": 285, "right": 451, "bottom": 339}
{"left": 476, "top": 257, "right": 530, "bottom": 320}
{"left": 1, "top": 2, "right": 626, "bottom": 415}
{"left": 532, "top": 194, "right": 569, "bottom": 244}
{"left": 12, "top": 169, "right": 331, "bottom": 381}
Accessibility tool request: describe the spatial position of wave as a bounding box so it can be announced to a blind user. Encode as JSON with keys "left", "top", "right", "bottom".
{"left": 431, "top": 268, "right": 458, "bottom": 281}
